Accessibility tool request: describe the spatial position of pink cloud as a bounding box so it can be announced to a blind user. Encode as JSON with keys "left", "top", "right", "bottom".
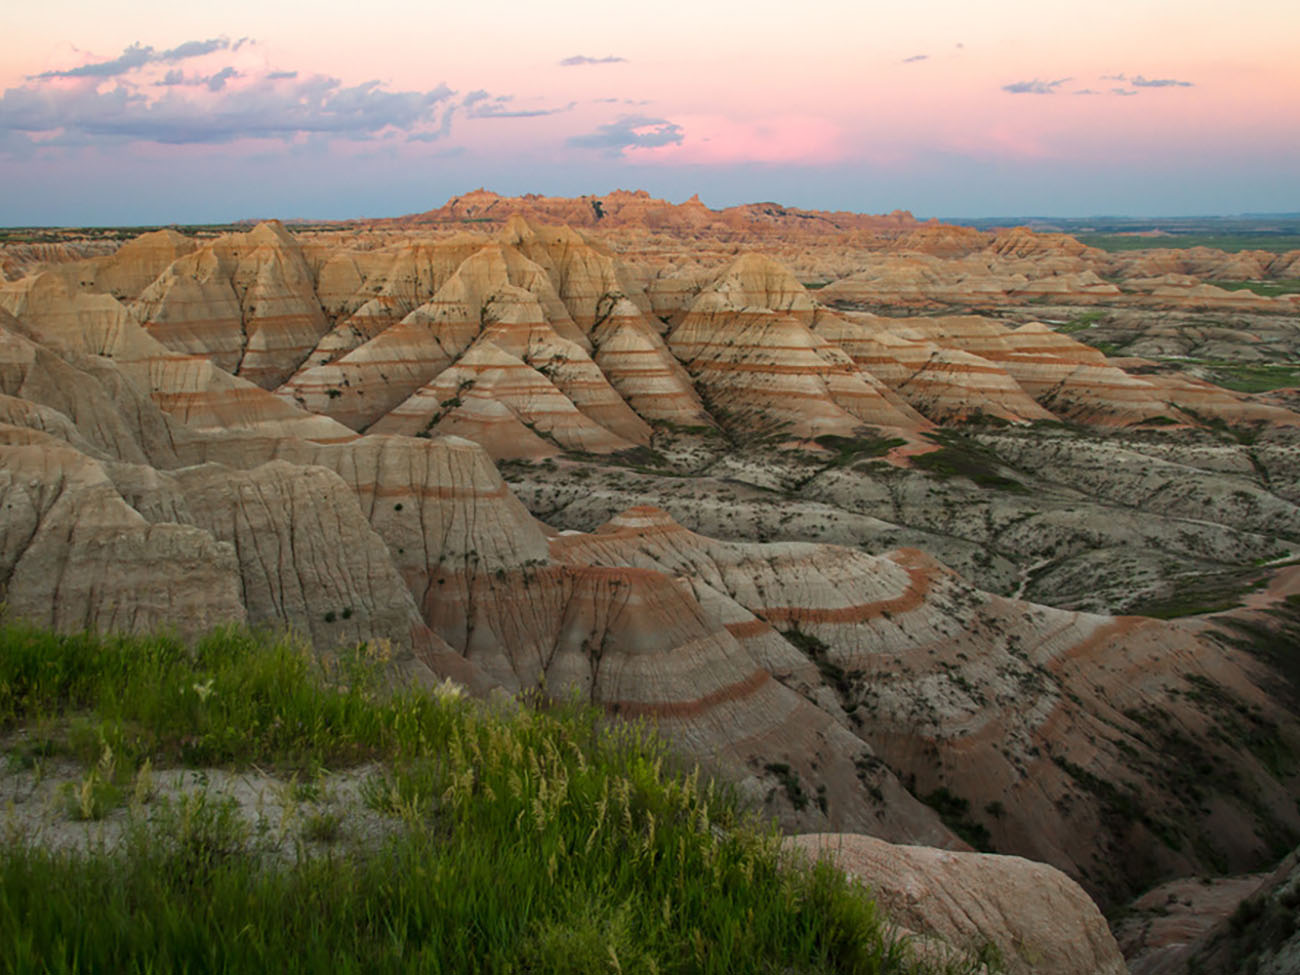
{"left": 624, "top": 114, "right": 846, "bottom": 165}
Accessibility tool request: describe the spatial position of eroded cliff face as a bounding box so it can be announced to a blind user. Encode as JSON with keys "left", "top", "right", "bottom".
{"left": 4, "top": 209, "right": 1300, "bottom": 930}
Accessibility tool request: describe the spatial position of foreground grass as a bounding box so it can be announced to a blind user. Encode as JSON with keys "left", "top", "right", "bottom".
{"left": 0, "top": 623, "right": 951, "bottom": 974}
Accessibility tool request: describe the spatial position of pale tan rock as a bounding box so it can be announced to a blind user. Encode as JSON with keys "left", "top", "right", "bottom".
{"left": 7, "top": 213, "right": 1300, "bottom": 919}
{"left": 176, "top": 460, "right": 445, "bottom": 658}
{"left": 0, "top": 442, "right": 245, "bottom": 636}
{"left": 1, "top": 274, "right": 354, "bottom": 443}
{"left": 812, "top": 310, "right": 1053, "bottom": 424}
{"left": 0, "top": 318, "right": 155, "bottom": 464}
{"left": 388, "top": 188, "right": 924, "bottom": 237}
{"left": 890, "top": 224, "right": 990, "bottom": 258}
{"left": 1108, "top": 246, "right": 1274, "bottom": 283}
{"left": 819, "top": 253, "right": 1032, "bottom": 308}
{"left": 500, "top": 216, "right": 653, "bottom": 329}
{"left": 818, "top": 248, "right": 1122, "bottom": 310}
{"left": 471, "top": 285, "right": 649, "bottom": 442}
{"left": 987, "top": 226, "right": 1109, "bottom": 262}
{"left": 895, "top": 317, "right": 1187, "bottom": 426}
{"left": 549, "top": 506, "right": 1300, "bottom": 904}
{"left": 371, "top": 339, "right": 637, "bottom": 457}
{"left": 669, "top": 256, "right": 927, "bottom": 439}
{"left": 644, "top": 263, "right": 713, "bottom": 321}
{"left": 278, "top": 242, "right": 596, "bottom": 430}
{"left": 787, "top": 833, "right": 1126, "bottom": 975}
{"left": 0, "top": 396, "right": 105, "bottom": 458}
{"left": 591, "top": 296, "right": 715, "bottom": 427}
{"left": 0, "top": 240, "right": 120, "bottom": 282}
{"left": 307, "top": 234, "right": 490, "bottom": 360}
{"left": 1269, "top": 250, "right": 1300, "bottom": 278}
{"left": 1122, "top": 274, "right": 1281, "bottom": 310}
{"left": 135, "top": 221, "right": 331, "bottom": 387}
{"left": 86, "top": 229, "right": 198, "bottom": 301}
{"left": 699, "top": 252, "right": 818, "bottom": 322}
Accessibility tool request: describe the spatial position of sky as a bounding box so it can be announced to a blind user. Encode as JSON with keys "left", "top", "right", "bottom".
{"left": 2, "top": 0, "right": 1298, "bottom": 224}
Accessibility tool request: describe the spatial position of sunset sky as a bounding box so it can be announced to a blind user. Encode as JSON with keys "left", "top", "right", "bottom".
{"left": 2, "top": 0, "right": 1297, "bottom": 224}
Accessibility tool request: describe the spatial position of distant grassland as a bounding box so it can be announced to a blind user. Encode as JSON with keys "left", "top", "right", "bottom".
{"left": 1200, "top": 361, "right": 1300, "bottom": 394}
{"left": 0, "top": 225, "right": 239, "bottom": 243}
{"left": 0, "top": 623, "right": 963, "bottom": 974}
{"left": 1077, "top": 234, "right": 1300, "bottom": 254}
{"left": 1207, "top": 279, "right": 1300, "bottom": 297}
{"left": 0, "top": 223, "right": 342, "bottom": 244}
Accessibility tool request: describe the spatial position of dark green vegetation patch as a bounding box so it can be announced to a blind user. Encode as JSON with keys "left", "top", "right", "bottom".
{"left": 919, "top": 788, "right": 992, "bottom": 852}
{"left": 1197, "top": 360, "right": 1300, "bottom": 394}
{"left": 911, "top": 432, "right": 1029, "bottom": 492}
{"left": 1125, "top": 567, "right": 1271, "bottom": 620}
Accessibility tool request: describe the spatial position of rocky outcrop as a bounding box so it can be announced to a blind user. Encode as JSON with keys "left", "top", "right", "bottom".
{"left": 1106, "top": 246, "right": 1282, "bottom": 283}
{"left": 818, "top": 252, "right": 1120, "bottom": 309}
{"left": 0, "top": 441, "right": 245, "bottom": 636}
{"left": 305, "top": 234, "right": 493, "bottom": 361}
{"left": 500, "top": 216, "right": 653, "bottom": 329}
{"left": 176, "top": 460, "right": 444, "bottom": 656}
{"left": 548, "top": 506, "right": 1300, "bottom": 905}
{"left": 0, "top": 273, "right": 353, "bottom": 444}
{"left": 386, "top": 188, "right": 925, "bottom": 237}
{"left": 590, "top": 296, "right": 715, "bottom": 427}
{"left": 0, "top": 240, "right": 121, "bottom": 282}
{"left": 277, "top": 242, "right": 595, "bottom": 430}
{"left": 1116, "top": 846, "right": 1300, "bottom": 975}
{"left": 788, "top": 833, "right": 1126, "bottom": 975}
{"left": 812, "top": 311, "right": 1055, "bottom": 423}
{"left": 364, "top": 282, "right": 649, "bottom": 457}
{"left": 77, "top": 229, "right": 198, "bottom": 301}
{"left": 668, "top": 255, "right": 928, "bottom": 439}
{"left": 135, "top": 222, "right": 331, "bottom": 387}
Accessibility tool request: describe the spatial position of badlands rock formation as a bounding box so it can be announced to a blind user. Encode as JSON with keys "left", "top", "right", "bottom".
{"left": 4, "top": 199, "right": 1300, "bottom": 962}
{"left": 387, "top": 188, "right": 926, "bottom": 238}
{"left": 1116, "top": 844, "right": 1300, "bottom": 975}
{"left": 789, "top": 833, "right": 1126, "bottom": 975}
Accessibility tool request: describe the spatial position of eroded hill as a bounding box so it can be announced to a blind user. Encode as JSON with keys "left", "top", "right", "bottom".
{"left": 4, "top": 199, "right": 1300, "bottom": 921}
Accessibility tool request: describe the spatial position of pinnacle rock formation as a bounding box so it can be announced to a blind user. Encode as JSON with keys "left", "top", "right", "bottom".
{"left": 134, "top": 221, "right": 331, "bottom": 387}
{"left": 667, "top": 255, "right": 928, "bottom": 439}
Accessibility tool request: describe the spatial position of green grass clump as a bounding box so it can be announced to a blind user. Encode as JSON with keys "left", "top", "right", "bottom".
{"left": 1056, "top": 310, "right": 1105, "bottom": 334}
{"left": 812, "top": 434, "right": 908, "bottom": 467}
{"left": 0, "top": 624, "right": 399, "bottom": 771}
{"left": 0, "top": 623, "right": 957, "bottom": 974}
